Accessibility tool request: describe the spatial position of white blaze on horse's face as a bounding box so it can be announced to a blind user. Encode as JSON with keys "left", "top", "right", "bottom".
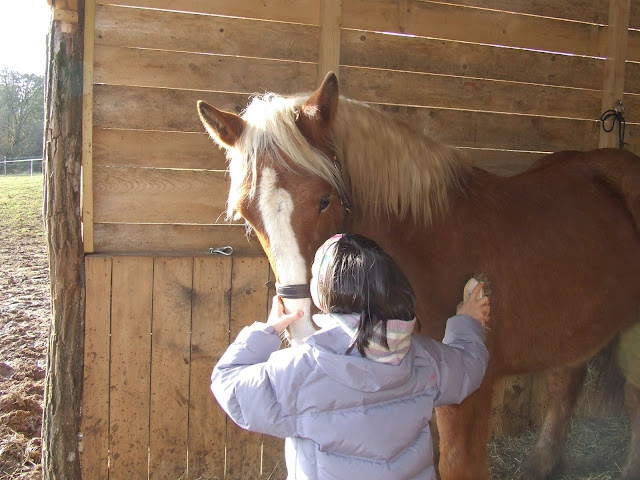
{"left": 258, "top": 167, "right": 316, "bottom": 345}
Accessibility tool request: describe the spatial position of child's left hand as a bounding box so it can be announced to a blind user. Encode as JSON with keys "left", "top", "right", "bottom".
{"left": 267, "top": 295, "right": 304, "bottom": 335}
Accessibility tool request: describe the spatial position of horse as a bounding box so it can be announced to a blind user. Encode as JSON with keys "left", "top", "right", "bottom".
{"left": 197, "top": 72, "right": 640, "bottom": 480}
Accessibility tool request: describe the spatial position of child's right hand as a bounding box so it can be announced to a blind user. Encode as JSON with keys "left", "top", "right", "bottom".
{"left": 456, "top": 283, "right": 490, "bottom": 324}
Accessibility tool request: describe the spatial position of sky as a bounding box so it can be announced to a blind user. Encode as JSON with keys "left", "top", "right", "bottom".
{"left": 0, "top": 0, "right": 52, "bottom": 75}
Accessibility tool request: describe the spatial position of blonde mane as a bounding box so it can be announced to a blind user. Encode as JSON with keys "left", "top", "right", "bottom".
{"left": 226, "top": 92, "right": 471, "bottom": 225}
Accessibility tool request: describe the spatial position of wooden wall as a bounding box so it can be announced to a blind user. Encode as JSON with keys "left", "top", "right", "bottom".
{"left": 82, "top": 254, "right": 289, "bottom": 480}
{"left": 82, "top": 0, "right": 640, "bottom": 255}
{"left": 79, "top": 0, "right": 640, "bottom": 478}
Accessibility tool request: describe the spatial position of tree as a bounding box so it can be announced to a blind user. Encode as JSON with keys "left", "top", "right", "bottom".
{"left": 0, "top": 69, "right": 45, "bottom": 159}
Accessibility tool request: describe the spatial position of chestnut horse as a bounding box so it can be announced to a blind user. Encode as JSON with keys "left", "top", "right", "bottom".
{"left": 197, "top": 73, "right": 640, "bottom": 480}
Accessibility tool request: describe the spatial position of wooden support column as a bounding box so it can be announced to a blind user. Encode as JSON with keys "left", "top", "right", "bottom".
{"left": 599, "top": 0, "right": 631, "bottom": 148}
{"left": 82, "top": 0, "right": 95, "bottom": 252}
{"left": 317, "top": 0, "right": 342, "bottom": 83}
{"left": 42, "top": 0, "right": 86, "bottom": 479}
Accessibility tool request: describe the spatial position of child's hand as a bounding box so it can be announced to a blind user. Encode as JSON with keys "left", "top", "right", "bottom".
{"left": 456, "top": 283, "right": 490, "bottom": 324}
{"left": 267, "top": 295, "right": 304, "bottom": 335}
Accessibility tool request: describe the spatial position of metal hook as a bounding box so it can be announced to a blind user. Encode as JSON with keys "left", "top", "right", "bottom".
{"left": 208, "top": 246, "right": 233, "bottom": 255}
{"left": 615, "top": 100, "right": 625, "bottom": 114}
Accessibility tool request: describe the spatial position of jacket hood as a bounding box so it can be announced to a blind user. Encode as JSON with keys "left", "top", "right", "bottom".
{"left": 305, "top": 323, "right": 415, "bottom": 392}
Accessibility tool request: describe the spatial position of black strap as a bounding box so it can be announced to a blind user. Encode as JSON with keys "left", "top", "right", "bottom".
{"left": 600, "top": 102, "right": 627, "bottom": 149}
{"left": 269, "top": 282, "right": 311, "bottom": 299}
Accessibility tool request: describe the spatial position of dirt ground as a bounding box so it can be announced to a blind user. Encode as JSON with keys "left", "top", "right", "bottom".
{"left": 0, "top": 175, "right": 48, "bottom": 479}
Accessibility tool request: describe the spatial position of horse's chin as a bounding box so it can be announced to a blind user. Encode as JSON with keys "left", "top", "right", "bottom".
{"left": 281, "top": 297, "right": 317, "bottom": 347}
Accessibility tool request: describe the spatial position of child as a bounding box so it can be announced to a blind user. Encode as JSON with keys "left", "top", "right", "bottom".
{"left": 211, "top": 233, "right": 490, "bottom": 480}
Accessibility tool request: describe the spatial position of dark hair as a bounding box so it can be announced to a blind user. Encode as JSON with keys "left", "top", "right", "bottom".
{"left": 315, "top": 233, "right": 417, "bottom": 356}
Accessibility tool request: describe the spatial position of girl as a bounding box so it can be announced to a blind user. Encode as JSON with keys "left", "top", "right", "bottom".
{"left": 211, "top": 233, "right": 490, "bottom": 480}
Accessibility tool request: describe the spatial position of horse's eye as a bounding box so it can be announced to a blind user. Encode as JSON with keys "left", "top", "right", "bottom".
{"left": 319, "top": 196, "right": 330, "bottom": 213}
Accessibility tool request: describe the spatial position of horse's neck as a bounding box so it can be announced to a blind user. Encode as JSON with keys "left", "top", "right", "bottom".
{"left": 349, "top": 167, "right": 495, "bottom": 335}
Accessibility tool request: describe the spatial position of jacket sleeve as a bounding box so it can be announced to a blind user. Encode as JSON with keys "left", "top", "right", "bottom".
{"left": 210, "top": 322, "right": 299, "bottom": 438}
{"left": 416, "top": 314, "right": 489, "bottom": 407}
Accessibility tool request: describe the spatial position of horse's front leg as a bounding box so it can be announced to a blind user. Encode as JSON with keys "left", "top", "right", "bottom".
{"left": 436, "top": 375, "right": 494, "bottom": 480}
{"left": 520, "top": 363, "right": 586, "bottom": 480}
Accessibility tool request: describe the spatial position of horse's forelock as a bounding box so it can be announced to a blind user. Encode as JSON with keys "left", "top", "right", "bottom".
{"left": 225, "top": 92, "right": 346, "bottom": 220}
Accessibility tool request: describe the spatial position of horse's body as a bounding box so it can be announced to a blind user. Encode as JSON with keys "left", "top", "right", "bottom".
{"left": 197, "top": 73, "right": 640, "bottom": 479}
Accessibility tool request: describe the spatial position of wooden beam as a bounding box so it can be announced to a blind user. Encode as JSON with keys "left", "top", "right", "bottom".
{"left": 82, "top": 0, "right": 95, "bottom": 252}
{"left": 599, "top": 0, "right": 631, "bottom": 149}
{"left": 42, "top": 0, "right": 86, "bottom": 478}
{"left": 317, "top": 0, "right": 342, "bottom": 83}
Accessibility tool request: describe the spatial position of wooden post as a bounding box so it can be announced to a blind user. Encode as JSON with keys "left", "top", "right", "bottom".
{"left": 599, "top": 0, "right": 631, "bottom": 148}
{"left": 317, "top": 0, "right": 342, "bottom": 83}
{"left": 42, "top": 0, "right": 85, "bottom": 479}
{"left": 82, "top": 0, "right": 95, "bottom": 252}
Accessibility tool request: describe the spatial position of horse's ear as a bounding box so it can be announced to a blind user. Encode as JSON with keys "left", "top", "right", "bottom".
{"left": 297, "top": 72, "right": 339, "bottom": 146}
{"left": 197, "top": 100, "right": 246, "bottom": 148}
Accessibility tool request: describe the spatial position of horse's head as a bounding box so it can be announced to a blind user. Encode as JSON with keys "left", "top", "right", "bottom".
{"left": 197, "top": 73, "right": 349, "bottom": 344}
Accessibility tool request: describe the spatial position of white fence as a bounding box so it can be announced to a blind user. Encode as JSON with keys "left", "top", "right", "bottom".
{"left": 2, "top": 157, "right": 43, "bottom": 176}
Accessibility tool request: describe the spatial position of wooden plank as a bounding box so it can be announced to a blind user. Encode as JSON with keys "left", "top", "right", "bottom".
{"left": 599, "top": 0, "right": 631, "bottom": 148}
{"left": 462, "top": 149, "right": 547, "bottom": 176}
{"left": 260, "top": 265, "right": 287, "bottom": 479}
{"left": 625, "top": 123, "right": 640, "bottom": 156}
{"left": 92, "top": 224, "right": 265, "bottom": 256}
{"left": 97, "top": 0, "right": 321, "bottom": 24}
{"left": 93, "top": 87, "right": 600, "bottom": 154}
{"left": 341, "top": 0, "right": 608, "bottom": 57}
{"left": 627, "top": 27, "right": 640, "bottom": 62}
{"left": 340, "top": 66, "right": 603, "bottom": 120}
{"left": 83, "top": 0, "right": 96, "bottom": 253}
{"left": 109, "top": 256, "right": 153, "bottom": 479}
{"left": 93, "top": 128, "right": 227, "bottom": 170}
{"left": 379, "top": 105, "right": 601, "bottom": 153}
{"left": 317, "top": 0, "right": 342, "bottom": 82}
{"left": 93, "top": 85, "right": 250, "bottom": 132}
{"left": 436, "top": 0, "right": 611, "bottom": 24}
{"left": 226, "top": 256, "right": 271, "bottom": 479}
{"left": 188, "top": 256, "right": 232, "bottom": 478}
{"left": 81, "top": 255, "right": 112, "bottom": 480}
{"left": 93, "top": 166, "right": 229, "bottom": 224}
{"left": 95, "top": 4, "right": 319, "bottom": 61}
{"left": 631, "top": 0, "right": 640, "bottom": 29}
{"left": 148, "top": 257, "right": 193, "bottom": 478}
{"left": 94, "top": 45, "right": 317, "bottom": 94}
{"left": 341, "top": 29, "right": 605, "bottom": 90}
{"left": 624, "top": 60, "right": 640, "bottom": 94}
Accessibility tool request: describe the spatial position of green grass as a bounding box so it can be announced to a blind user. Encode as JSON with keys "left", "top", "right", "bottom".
{"left": 0, "top": 174, "right": 44, "bottom": 235}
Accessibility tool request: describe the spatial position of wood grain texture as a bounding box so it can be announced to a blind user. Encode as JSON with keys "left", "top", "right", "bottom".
{"left": 378, "top": 105, "right": 600, "bottom": 152}
{"left": 109, "top": 256, "right": 153, "bottom": 479}
{"left": 81, "top": 255, "right": 111, "bottom": 480}
{"left": 94, "top": 45, "right": 317, "bottom": 94}
{"left": 149, "top": 257, "right": 193, "bottom": 478}
{"left": 226, "top": 256, "right": 271, "bottom": 479}
{"left": 98, "top": 0, "right": 321, "bottom": 24}
{"left": 340, "top": 66, "right": 603, "bottom": 120}
{"left": 93, "top": 128, "right": 226, "bottom": 170}
{"left": 435, "top": 0, "right": 610, "bottom": 24}
{"left": 93, "top": 85, "right": 250, "bottom": 132}
{"left": 341, "top": 0, "right": 608, "bottom": 57}
{"left": 189, "top": 256, "right": 232, "bottom": 478}
{"left": 95, "top": 3, "right": 319, "bottom": 60}
{"left": 341, "top": 29, "right": 605, "bottom": 90}
{"left": 92, "top": 223, "right": 265, "bottom": 255}
{"left": 92, "top": 166, "right": 229, "bottom": 224}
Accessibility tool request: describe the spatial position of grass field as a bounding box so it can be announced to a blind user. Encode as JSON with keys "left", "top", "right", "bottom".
{"left": 0, "top": 175, "right": 44, "bottom": 236}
